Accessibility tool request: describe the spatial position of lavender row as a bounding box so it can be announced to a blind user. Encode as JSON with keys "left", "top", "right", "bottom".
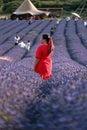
{"left": 0, "top": 20, "right": 18, "bottom": 35}
{"left": 0, "top": 19, "right": 13, "bottom": 31}
{"left": 0, "top": 20, "right": 36, "bottom": 55}
{"left": 0, "top": 20, "right": 28, "bottom": 45}
{"left": 75, "top": 20, "right": 87, "bottom": 49}
{"left": 0, "top": 21, "right": 27, "bottom": 55}
{"left": 65, "top": 20, "right": 87, "bottom": 66}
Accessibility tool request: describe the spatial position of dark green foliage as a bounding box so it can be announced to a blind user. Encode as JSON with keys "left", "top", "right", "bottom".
{"left": 3, "top": 1, "right": 21, "bottom": 13}
{"left": 0, "top": 0, "right": 83, "bottom": 14}
{"left": 2, "top": 0, "right": 23, "bottom": 3}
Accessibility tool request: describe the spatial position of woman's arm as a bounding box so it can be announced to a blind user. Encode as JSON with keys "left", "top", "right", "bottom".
{"left": 34, "top": 58, "right": 40, "bottom": 71}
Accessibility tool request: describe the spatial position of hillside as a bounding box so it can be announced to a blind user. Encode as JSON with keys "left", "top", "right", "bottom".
{"left": 0, "top": 0, "right": 82, "bottom": 14}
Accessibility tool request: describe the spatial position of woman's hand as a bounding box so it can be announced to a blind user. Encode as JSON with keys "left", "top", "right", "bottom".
{"left": 34, "top": 58, "right": 40, "bottom": 71}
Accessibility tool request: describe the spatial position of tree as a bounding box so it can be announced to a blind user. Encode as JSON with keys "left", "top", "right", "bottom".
{"left": 56, "top": 0, "right": 60, "bottom": 7}
{"left": 0, "top": 0, "right": 3, "bottom": 13}
{"left": 60, "top": 0, "right": 67, "bottom": 2}
{"left": 0, "top": 0, "right": 3, "bottom": 4}
{"left": 3, "top": 1, "right": 21, "bottom": 13}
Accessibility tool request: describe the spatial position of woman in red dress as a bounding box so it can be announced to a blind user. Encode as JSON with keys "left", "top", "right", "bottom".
{"left": 34, "top": 34, "right": 54, "bottom": 80}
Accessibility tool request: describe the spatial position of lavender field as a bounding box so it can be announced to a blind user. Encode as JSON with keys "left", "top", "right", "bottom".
{"left": 0, "top": 19, "right": 87, "bottom": 130}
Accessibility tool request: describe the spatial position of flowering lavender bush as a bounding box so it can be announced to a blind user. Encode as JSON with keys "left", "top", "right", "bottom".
{"left": 76, "top": 20, "right": 87, "bottom": 49}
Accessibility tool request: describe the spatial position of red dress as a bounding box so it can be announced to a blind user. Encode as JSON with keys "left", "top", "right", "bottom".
{"left": 35, "top": 44, "right": 53, "bottom": 80}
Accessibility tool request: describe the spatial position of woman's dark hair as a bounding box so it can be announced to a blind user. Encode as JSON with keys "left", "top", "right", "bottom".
{"left": 42, "top": 34, "right": 54, "bottom": 55}
{"left": 42, "top": 34, "right": 50, "bottom": 44}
